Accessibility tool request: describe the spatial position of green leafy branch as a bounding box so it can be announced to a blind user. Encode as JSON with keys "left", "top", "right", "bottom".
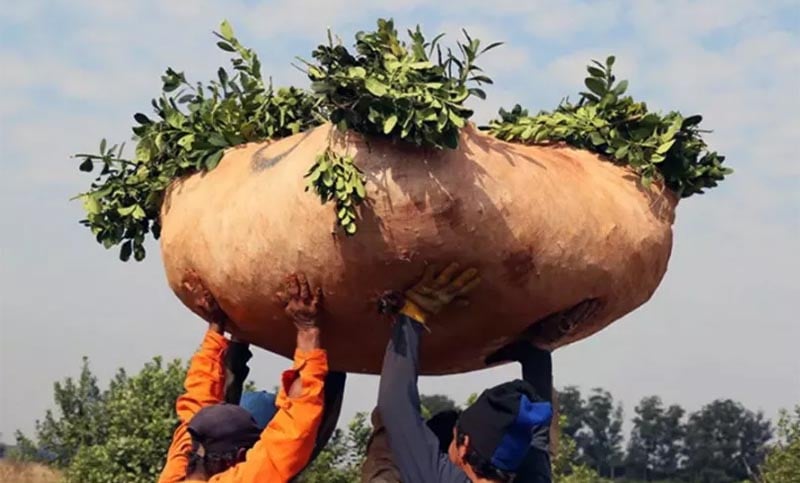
{"left": 305, "top": 149, "right": 367, "bottom": 235}
{"left": 298, "top": 19, "right": 500, "bottom": 234}
{"left": 74, "top": 21, "right": 320, "bottom": 261}
{"left": 487, "top": 56, "right": 731, "bottom": 197}
{"left": 299, "top": 18, "right": 500, "bottom": 149}
{"left": 75, "top": 20, "right": 730, "bottom": 262}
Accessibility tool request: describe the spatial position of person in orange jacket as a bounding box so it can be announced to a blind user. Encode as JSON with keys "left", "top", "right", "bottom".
{"left": 158, "top": 272, "right": 328, "bottom": 483}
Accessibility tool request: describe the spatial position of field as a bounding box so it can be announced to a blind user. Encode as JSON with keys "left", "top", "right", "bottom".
{"left": 0, "top": 461, "right": 61, "bottom": 483}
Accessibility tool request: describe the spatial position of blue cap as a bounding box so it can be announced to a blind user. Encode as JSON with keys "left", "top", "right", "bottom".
{"left": 239, "top": 391, "right": 278, "bottom": 430}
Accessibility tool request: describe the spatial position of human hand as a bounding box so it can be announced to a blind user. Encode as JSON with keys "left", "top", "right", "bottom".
{"left": 181, "top": 271, "right": 228, "bottom": 333}
{"left": 401, "top": 263, "right": 480, "bottom": 323}
{"left": 277, "top": 273, "right": 323, "bottom": 331}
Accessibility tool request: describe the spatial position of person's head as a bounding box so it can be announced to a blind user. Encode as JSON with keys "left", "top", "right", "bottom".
{"left": 447, "top": 380, "right": 553, "bottom": 483}
{"left": 427, "top": 409, "right": 461, "bottom": 454}
{"left": 186, "top": 403, "right": 262, "bottom": 479}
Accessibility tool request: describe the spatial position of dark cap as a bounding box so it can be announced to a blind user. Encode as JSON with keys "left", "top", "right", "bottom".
{"left": 457, "top": 380, "right": 553, "bottom": 472}
{"left": 187, "top": 403, "right": 262, "bottom": 455}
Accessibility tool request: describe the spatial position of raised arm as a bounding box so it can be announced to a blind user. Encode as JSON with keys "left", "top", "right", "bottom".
{"left": 159, "top": 275, "right": 230, "bottom": 483}
{"left": 377, "top": 263, "right": 480, "bottom": 483}
{"left": 211, "top": 347, "right": 328, "bottom": 483}
{"left": 210, "top": 273, "right": 329, "bottom": 483}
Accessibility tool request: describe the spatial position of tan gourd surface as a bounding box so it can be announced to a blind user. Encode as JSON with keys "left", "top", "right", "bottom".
{"left": 160, "top": 123, "right": 676, "bottom": 374}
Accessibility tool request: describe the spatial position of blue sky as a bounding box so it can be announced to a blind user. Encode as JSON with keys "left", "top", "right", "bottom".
{"left": 1, "top": 0, "right": 798, "bottom": 441}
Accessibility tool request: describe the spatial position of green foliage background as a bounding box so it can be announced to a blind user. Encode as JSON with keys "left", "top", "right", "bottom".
{"left": 12, "top": 356, "right": 791, "bottom": 483}
{"left": 759, "top": 406, "right": 800, "bottom": 482}
{"left": 13, "top": 357, "right": 185, "bottom": 483}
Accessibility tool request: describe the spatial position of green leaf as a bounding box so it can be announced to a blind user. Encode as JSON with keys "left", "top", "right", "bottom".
{"left": 468, "top": 88, "right": 486, "bottom": 100}
{"left": 384, "top": 60, "right": 402, "bottom": 73}
{"left": 682, "top": 114, "right": 703, "bottom": 127}
{"left": 656, "top": 139, "right": 676, "bottom": 154}
{"left": 133, "top": 243, "right": 146, "bottom": 261}
{"left": 585, "top": 77, "right": 606, "bottom": 97}
{"left": 177, "top": 134, "right": 195, "bottom": 150}
{"left": 166, "top": 110, "right": 185, "bottom": 129}
{"left": 132, "top": 205, "right": 146, "bottom": 220}
{"left": 355, "top": 179, "right": 366, "bottom": 198}
{"left": 587, "top": 66, "right": 605, "bottom": 78}
{"left": 82, "top": 194, "right": 101, "bottom": 214}
{"left": 207, "top": 133, "right": 228, "bottom": 147}
{"left": 364, "top": 77, "right": 389, "bottom": 96}
{"left": 204, "top": 150, "right": 224, "bottom": 170}
{"left": 216, "top": 41, "right": 235, "bottom": 52}
{"left": 606, "top": 55, "right": 616, "bottom": 67}
{"left": 136, "top": 141, "right": 153, "bottom": 163}
{"left": 100, "top": 139, "right": 107, "bottom": 154}
{"left": 219, "top": 20, "right": 234, "bottom": 40}
{"left": 612, "top": 80, "right": 628, "bottom": 96}
{"left": 408, "top": 61, "right": 433, "bottom": 69}
{"left": 442, "top": 129, "right": 459, "bottom": 149}
{"left": 120, "top": 241, "right": 133, "bottom": 262}
{"left": 345, "top": 222, "right": 357, "bottom": 235}
{"left": 118, "top": 205, "right": 138, "bottom": 216}
{"left": 348, "top": 66, "right": 367, "bottom": 78}
{"left": 383, "top": 114, "right": 398, "bottom": 134}
{"left": 134, "top": 113, "right": 151, "bottom": 125}
{"left": 154, "top": 132, "right": 167, "bottom": 150}
{"left": 309, "top": 81, "right": 330, "bottom": 93}
{"left": 663, "top": 118, "right": 682, "bottom": 141}
{"left": 79, "top": 158, "right": 94, "bottom": 172}
{"left": 448, "top": 110, "right": 465, "bottom": 128}
{"left": 480, "top": 41, "right": 504, "bottom": 54}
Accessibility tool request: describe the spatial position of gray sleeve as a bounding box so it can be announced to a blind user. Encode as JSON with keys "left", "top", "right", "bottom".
{"left": 377, "top": 314, "right": 468, "bottom": 483}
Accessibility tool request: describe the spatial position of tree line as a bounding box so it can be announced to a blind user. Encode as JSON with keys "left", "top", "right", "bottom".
{"left": 3, "top": 357, "right": 797, "bottom": 482}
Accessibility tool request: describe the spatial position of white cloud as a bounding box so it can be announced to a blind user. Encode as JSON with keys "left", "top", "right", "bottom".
{"left": 523, "top": 0, "right": 624, "bottom": 40}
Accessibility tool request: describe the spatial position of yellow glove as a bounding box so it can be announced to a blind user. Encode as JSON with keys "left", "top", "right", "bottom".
{"left": 400, "top": 263, "right": 481, "bottom": 324}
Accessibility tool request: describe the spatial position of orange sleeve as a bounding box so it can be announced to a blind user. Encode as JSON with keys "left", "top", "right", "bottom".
{"left": 158, "top": 329, "right": 229, "bottom": 483}
{"left": 209, "top": 348, "right": 328, "bottom": 483}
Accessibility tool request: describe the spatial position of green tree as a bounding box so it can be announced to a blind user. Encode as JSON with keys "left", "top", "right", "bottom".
{"left": 297, "top": 412, "right": 371, "bottom": 483}
{"left": 14, "top": 356, "right": 105, "bottom": 465}
{"left": 9, "top": 432, "right": 41, "bottom": 462}
{"left": 15, "top": 356, "right": 186, "bottom": 483}
{"left": 420, "top": 394, "right": 458, "bottom": 419}
{"left": 558, "top": 386, "right": 586, "bottom": 440}
{"left": 759, "top": 405, "right": 800, "bottom": 483}
{"left": 576, "top": 388, "right": 624, "bottom": 478}
{"left": 683, "top": 399, "right": 772, "bottom": 483}
{"left": 625, "top": 396, "right": 685, "bottom": 480}
{"left": 552, "top": 415, "right": 608, "bottom": 483}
